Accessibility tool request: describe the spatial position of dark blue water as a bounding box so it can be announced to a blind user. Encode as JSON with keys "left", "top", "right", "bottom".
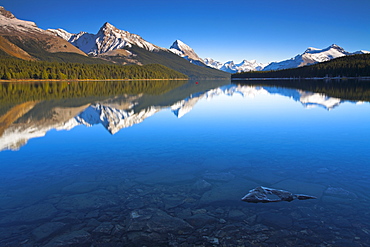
{"left": 1, "top": 80, "right": 370, "bottom": 246}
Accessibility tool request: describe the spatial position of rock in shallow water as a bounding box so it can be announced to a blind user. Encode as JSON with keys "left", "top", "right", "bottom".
{"left": 241, "top": 186, "right": 316, "bottom": 203}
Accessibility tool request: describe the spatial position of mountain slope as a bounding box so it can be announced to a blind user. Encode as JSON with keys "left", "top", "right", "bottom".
{"left": 116, "top": 45, "right": 229, "bottom": 78}
{"left": 0, "top": 6, "right": 86, "bottom": 58}
{"left": 263, "top": 44, "right": 369, "bottom": 71}
{"left": 0, "top": 35, "right": 34, "bottom": 60}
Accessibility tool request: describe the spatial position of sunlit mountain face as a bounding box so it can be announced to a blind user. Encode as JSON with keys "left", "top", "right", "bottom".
{"left": 1, "top": 79, "right": 369, "bottom": 151}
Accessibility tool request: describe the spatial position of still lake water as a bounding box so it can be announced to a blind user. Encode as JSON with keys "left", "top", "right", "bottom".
{"left": 1, "top": 79, "right": 370, "bottom": 246}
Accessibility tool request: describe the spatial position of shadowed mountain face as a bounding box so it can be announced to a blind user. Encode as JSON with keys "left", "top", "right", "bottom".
{"left": 1, "top": 79, "right": 368, "bottom": 151}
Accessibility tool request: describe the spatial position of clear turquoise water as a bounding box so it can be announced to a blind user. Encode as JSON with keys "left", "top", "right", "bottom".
{"left": 1, "top": 80, "right": 370, "bottom": 246}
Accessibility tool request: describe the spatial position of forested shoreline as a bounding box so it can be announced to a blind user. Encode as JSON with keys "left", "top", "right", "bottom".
{"left": 232, "top": 54, "right": 370, "bottom": 79}
{"left": 0, "top": 57, "right": 188, "bottom": 80}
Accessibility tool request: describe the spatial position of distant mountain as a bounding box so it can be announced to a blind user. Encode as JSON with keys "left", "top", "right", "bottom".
{"left": 168, "top": 41, "right": 266, "bottom": 73}
{"left": 215, "top": 60, "right": 266, "bottom": 73}
{"left": 203, "top": 58, "right": 223, "bottom": 70}
{"left": 263, "top": 44, "right": 369, "bottom": 71}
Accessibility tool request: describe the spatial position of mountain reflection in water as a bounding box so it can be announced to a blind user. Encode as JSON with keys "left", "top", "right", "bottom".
{"left": 0, "top": 79, "right": 369, "bottom": 151}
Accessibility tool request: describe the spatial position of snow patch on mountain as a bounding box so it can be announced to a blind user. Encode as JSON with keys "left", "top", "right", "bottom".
{"left": 221, "top": 60, "right": 267, "bottom": 73}
{"left": 203, "top": 58, "right": 267, "bottom": 73}
{"left": 47, "top": 28, "right": 73, "bottom": 41}
{"left": 203, "top": 58, "right": 224, "bottom": 70}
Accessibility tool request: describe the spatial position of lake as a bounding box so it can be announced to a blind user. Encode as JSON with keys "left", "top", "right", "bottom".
{"left": 1, "top": 79, "right": 370, "bottom": 246}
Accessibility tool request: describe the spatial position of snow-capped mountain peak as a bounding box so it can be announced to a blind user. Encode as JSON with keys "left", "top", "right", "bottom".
{"left": 169, "top": 39, "right": 204, "bottom": 63}
{"left": 48, "top": 22, "right": 160, "bottom": 55}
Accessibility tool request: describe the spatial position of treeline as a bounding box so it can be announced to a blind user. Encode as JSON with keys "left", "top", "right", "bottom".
{"left": 232, "top": 54, "right": 370, "bottom": 79}
{"left": 0, "top": 57, "right": 188, "bottom": 80}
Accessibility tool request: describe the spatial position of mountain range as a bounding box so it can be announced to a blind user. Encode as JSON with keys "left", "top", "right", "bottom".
{"left": 0, "top": 5, "right": 368, "bottom": 77}
{"left": 0, "top": 6, "right": 228, "bottom": 78}
{"left": 170, "top": 40, "right": 369, "bottom": 73}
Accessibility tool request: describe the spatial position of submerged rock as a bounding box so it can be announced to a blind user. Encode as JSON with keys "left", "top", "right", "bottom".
{"left": 192, "top": 179, "right": 212, "bottom": 192}
{"left": 241, "top": 186, "right": 316, "bottom": 203}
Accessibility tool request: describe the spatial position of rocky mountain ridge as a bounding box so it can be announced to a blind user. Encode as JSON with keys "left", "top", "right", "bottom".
{"left": 48, "top": 22, "right": 161, "bottom": 56}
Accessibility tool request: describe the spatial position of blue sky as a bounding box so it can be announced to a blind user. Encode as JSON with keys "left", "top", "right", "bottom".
{"left": 2, "top": 0, "right": 370, "bottom": 64}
